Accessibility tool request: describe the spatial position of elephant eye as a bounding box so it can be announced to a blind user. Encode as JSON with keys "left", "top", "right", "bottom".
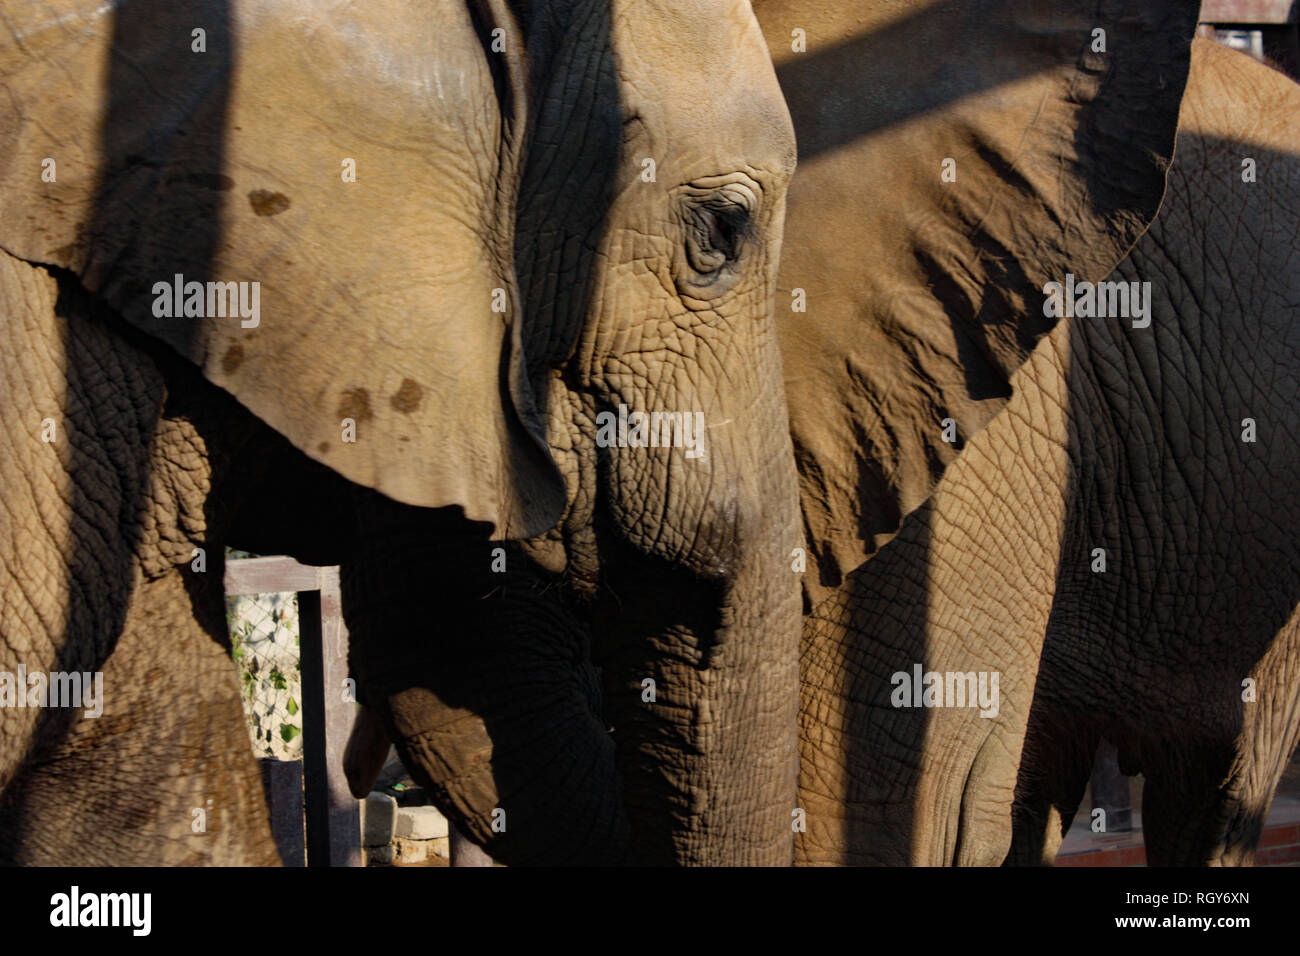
{"left": 683, "top": 200, "right": 751, "bottom": 278}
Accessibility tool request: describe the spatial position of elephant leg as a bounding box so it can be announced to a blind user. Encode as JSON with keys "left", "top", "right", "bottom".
{"left": 1005, "top": 713, "right": 1097, "bottom": 865}
{"left": 0, "top": 562, "right": 277, "bottom": 865}
{"left": 1140, "top": 745, "right": 1246, "bottom": 867}
{"left": 1142, "top": 604, "right": 1300, "bottom": 867}
{"left": 0, "top": 255, "right": 276, "bottom": 864}
{"left": 796, "top": 497, "right": 1049, "bottom": 867}
{"left": 795, "top": 319, "right": 1075, "bottom": 866}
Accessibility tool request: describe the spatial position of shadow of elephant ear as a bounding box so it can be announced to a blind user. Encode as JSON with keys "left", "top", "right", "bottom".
{"left": 0, "top": 1, "right": 235, "bottom": 834}
{"left": 0, "top": 0, "right": 565, "bottom": 542}
{"left": 752, "top": 0, "right": 1199, "bottom": 604}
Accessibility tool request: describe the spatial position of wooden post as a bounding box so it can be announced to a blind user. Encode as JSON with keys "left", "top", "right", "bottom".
{"left": 296, "top": 577, "right": 362, "bottom": 867}
{"left": 1200, "top": 0, "right": 1300, "bottom": 79}
{"left": 1199, "top": 0, "right": 1296, "bottom": 21}
{"left": 319, "top": 567, "right": 362, "bottom": 867}
{"left": 226, "top": 557, "right": 361, "bottom": 867}
{"left": 298, "top": 588, "right": 331, "bottom": 865}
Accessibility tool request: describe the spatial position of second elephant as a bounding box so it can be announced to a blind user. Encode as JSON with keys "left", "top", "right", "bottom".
{"left": 775, "top": 32, "right": 1300, "bottom": 865}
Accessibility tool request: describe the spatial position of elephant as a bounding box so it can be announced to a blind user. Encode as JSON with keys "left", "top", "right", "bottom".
{"left": 1, "top": 0, "right": 1264, "bottom": 870}
{"left": 0, "top": 0, "right": 804, "bottom": 866}
{"left": 753, "top": 0, "right": 1300, "bottom": 866}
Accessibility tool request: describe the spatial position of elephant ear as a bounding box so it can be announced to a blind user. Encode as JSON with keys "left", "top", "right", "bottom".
{"left": 753, "top": 0, "right": 1199, "bottom": 601}
{"left": 0, "top": 0, "right": 564, "bottom": 540}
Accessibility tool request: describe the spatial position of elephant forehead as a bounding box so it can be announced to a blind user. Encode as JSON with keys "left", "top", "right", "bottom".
{"left": 611, "top": 0, "right": 796, "bottom": 179}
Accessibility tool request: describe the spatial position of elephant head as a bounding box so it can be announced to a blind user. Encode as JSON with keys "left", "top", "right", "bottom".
{"left": 0, "top": 0, "right": 801, "bottom": 864}
{"left": 338, "top": 0, "right": 805, "bottom": 866}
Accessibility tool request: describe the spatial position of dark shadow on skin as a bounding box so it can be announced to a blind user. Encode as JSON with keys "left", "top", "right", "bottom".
{"left": 590, "top": 532, "right": 729, "bottom": 864}
{"left": 773, "top": 1, "right": 1194, "bottom": 410}
{"left": 1003, "top": 310, "right": 1108, "bottom": 863}
{"left": 776, "top": 0, "right": 1192, "bottom": 172}
{"left": 1002, "top": 409, "right": 1097, "bottom": 866}
{"left": 807, "top": 501, "right": 930, "bottom": 865}
{"left": 774, "top": 0, "right": 1014, "bottom": 162}
{"left": 1008, "top": 138, "right": 1300, "bottom": 864}
{"left": 341, "top": 497, "right": 631, "bottom": 865}
{"left": 0, "top": 0, "right": 232, "bottom": 860}
{"left": 484, "top": 0, "right": 632, "bottom": 860}
{"left": 341, "top": 0, "right": 629, "bottom": 864}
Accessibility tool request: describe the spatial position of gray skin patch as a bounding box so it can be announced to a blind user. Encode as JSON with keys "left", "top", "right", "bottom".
{"left": 248, "top": 189, "right": 291, "bottom": 216}
{"left": 221, "top": 344, "right": 244, "bottom": 374}
{"left": 337, "top": 388, "right": 373, "bottom": 422}
{"left": 389, "top": 378, "right": 423, "bottom": 414}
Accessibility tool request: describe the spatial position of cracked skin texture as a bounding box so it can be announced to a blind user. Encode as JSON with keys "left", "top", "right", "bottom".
{"left": 0, "top": 253, "right": 283, "bottom": 864}
{"left": 793, "top": 41, "right": 1300, "bottom": 866}
{"left": 343, "top": 0, "right": 806, "bottom": 866}
{"left": 0, "top": 0, "right": 804, "bottom": 866}
{"left": 2, "top": 0, "right": 1277, "bottom": 867}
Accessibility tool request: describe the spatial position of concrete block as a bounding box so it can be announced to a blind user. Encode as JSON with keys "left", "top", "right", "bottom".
{"left": 363, "top": 844, "right": 395, "bottom": 866}
{"left": 392, "top": 838, "right": 433, "bottom": 865}
{"left": 361, "top": 792, "right": 397, "bottom": 846}
{"left": 396, "top": 805, "right": 448, "bottom": 841}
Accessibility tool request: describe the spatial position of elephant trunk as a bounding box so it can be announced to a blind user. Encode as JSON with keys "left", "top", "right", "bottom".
{"left": 342, "top": 497, "right": 627, "bottom": 865}
{"left": 593, "top": 530, "right": 803, "bottom": 865}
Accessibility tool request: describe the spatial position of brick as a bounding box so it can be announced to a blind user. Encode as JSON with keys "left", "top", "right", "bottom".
{"left": 396, "top": 805, "right": 449, "bottom": 841}
{"left": 1256, "top": 843, "right": 1300, "bottom": 866}
{"left": 1259, "top": 824, "right": 1300, "bottom": 848}
{"left": 1118, "top": 846, "right": 1147, "bottom": 866}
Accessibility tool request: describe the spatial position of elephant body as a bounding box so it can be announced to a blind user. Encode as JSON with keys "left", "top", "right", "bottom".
{"left": 0, "top": 252, "right": 293, "bottom": 862}
{"left": 1, "top": 0, "right": 804, "bottom": 866}
{"left": 789, "top": 40, "right": 1300, "bottom": 866}
{"left": 1012, "top": 41, "right": 1300, "bottom": 866}
{"left": 3, "top": 0, "right": 1292, "bottom": 869}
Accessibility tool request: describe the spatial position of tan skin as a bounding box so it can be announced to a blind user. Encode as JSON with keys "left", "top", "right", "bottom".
{"left": 0, "top": 0, "right": 802, "bottom": 865}
{"left": 767, "top": 25, "right": 1300, "bottom": 865}
{"left": 5, "top": 0, "right": 1285, "bottom": 868}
